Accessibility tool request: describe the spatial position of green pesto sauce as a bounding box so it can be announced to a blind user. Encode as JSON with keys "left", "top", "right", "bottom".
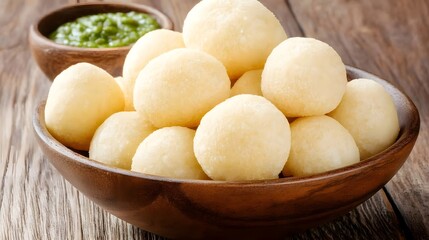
{"left": 49, "top": 12, "right": 160, "bottom": 48}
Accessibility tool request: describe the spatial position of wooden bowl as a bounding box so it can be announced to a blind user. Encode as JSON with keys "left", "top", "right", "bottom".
{"left": 32, "top": 67, "right": 420, "bottom": 239}
{"left": 29, "top": 2, "right": 173, "bottom": 80}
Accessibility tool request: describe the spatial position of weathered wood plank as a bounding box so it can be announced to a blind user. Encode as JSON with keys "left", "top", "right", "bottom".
{"left": 288, "top": 190, "right": 405, "bottom": 240}
{"left": 288, "top": 0, "right": 429, "bottom": 239}
{"left": 0, "top": 0, "right": 80, "bottom": 239}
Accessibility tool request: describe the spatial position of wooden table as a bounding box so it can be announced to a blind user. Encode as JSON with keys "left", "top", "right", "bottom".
{"left": 1, "top": 0, "right": 428, "bottom": 239}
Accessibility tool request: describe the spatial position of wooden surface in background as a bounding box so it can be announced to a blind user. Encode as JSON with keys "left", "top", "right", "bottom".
{"left": 0, "top": 0, "right": 427, "bottom": 239}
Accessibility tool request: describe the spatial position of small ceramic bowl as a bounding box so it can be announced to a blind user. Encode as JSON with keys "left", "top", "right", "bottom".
{"left": 33, "top": 67, "right": 420, "bottom": 239}
{"left": 29, "top": 2, "right": 173, "bottom": 80}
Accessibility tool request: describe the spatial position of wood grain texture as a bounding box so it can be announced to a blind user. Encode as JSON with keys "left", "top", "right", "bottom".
{"left": 0, "top": 0, "right": 426, "bottom": 239}
{"left": 288, "top": 0, "right": 429, "bottom": 239}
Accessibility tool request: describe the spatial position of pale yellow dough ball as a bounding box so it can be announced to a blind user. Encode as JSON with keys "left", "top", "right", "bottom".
{"left": 329, "top": 79, "right": 400, "bottom": 160}
{"left": 114, "top": 76, "right": 125, "bottom": 90}
{"left": 89, "top": 111, "right": 156, "bottom": 169}
{"left": 134, "top": 48, "right": 230, "bottom": 128}
{"left": 194, "top": 94, "right": 291, "bottom": 181}
{"left": 114, "top": 76, "right": 133, "bottom": 111}
{"left": 283, "top": 116, "right": 360, "bottom": 177}
{"left": 131, "top": 127, "right": 208, "bottom": 180}
{"left": 262, "top": 37, "right": 347, "bottom": 117}
{"left": 230, "top": 70, "right": 263, "bottom": 97}
{"left": 45, "top": 62, "right": 124, "bottom": 151}
{"left": 122, "top": 30, "right": 185, "bottom": 110}
{"left": 183, "top": 0, "right": 287, "bottom": 80}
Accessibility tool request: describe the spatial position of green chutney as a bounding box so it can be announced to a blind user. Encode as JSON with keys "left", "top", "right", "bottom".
{"left": 49, "top": 12, "right": 160, "bottom": 48}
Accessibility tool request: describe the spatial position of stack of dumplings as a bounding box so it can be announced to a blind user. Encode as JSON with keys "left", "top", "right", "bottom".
{"left": 44, "top": 0, "right": 400, "bottom": 181}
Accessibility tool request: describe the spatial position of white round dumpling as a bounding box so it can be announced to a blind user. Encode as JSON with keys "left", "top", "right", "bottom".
{"left": 230, "top": 69, "right": 263, "bottom": 97}
{"left": 194, "top": 94, "right": 291, "bottom": 181}
{"left": 45, "top": 62, "right": 124, "bottom": 151}
{"left": 283, "top": 116, "right": 360, "bottom": 177}
{"left": 183, "top": 0, "right": 287, "bottom": 80}
{"left": 114, "top": 76, "right": 125, "bottom": 89}
{"left": 262, "top": 37, "right": 347, "bottom": 117}
{"left": 123, "top": 30, "right": 184, "bottom": 83}
{"left": 133, "top": 48, "right": 230, "bottom": 128}
{"left": 114, "top": 76, "right": 133, "bottom": 111}
{"left": 131, "top": 127, "right": 208, "bottom": 180}
{"left": 89, "top": 111, "right": 156, "bottom": 169}
{"left": 122, "top": 30, "right": 185, "bottom": 110}
{"left": 329, "top": 79, "right": 400, "bottom": 160}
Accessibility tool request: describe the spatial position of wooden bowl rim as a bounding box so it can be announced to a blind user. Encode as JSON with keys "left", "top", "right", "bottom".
{"left": 30, "top": 2, "right": 174, "bottom": 52}
{"left": 33, "top": 66, "right": 420, "bottom": 187}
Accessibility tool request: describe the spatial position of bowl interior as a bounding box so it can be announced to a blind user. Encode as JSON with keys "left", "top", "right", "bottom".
{"left": 34, "top": 66, "right": 420, "bottom": 185}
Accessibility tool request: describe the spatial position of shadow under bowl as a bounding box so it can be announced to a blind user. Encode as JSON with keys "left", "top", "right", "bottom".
{"left": 29, "top": 2, "right": 173, "bottom": 80}
{"left": 32, "top": 66, "right": 420, "bottom": 239}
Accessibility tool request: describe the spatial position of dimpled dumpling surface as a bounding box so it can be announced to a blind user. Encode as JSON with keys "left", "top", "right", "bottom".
{"left": 194, "top": 94, "right": 291, "bottom": 181}
{"left": 262, "top": 37, "right": 347, "bottom": 117}
{"left": 183, "top": 0, "right": 287, "bottom": 80}
{"left": 132, "top": 127, "right": 208, "bottom": 180}
{"left": 283, "top": 116, "right": 360, "bottom": 177}
{"left": 329, "top": 79, "right": 400, "bottom": 160}
{"left": 122, "top": 30, "right": 185, "bottom": 110}
{"left": 89, "top": 111, "right": 156, "bottom": 169}
{"left": 230, "top": 69, "right": 263, "bottom": 97}
{"left": 45, "top": 62, "right": 124, "bottom": 151}
{"left": 133, "top": 48, "right": 230, "bottom": 128}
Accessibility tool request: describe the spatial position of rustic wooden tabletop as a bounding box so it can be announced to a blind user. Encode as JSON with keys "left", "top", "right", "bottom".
{"left": 0, "top": 0, "right": 428, "bottom": 239}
